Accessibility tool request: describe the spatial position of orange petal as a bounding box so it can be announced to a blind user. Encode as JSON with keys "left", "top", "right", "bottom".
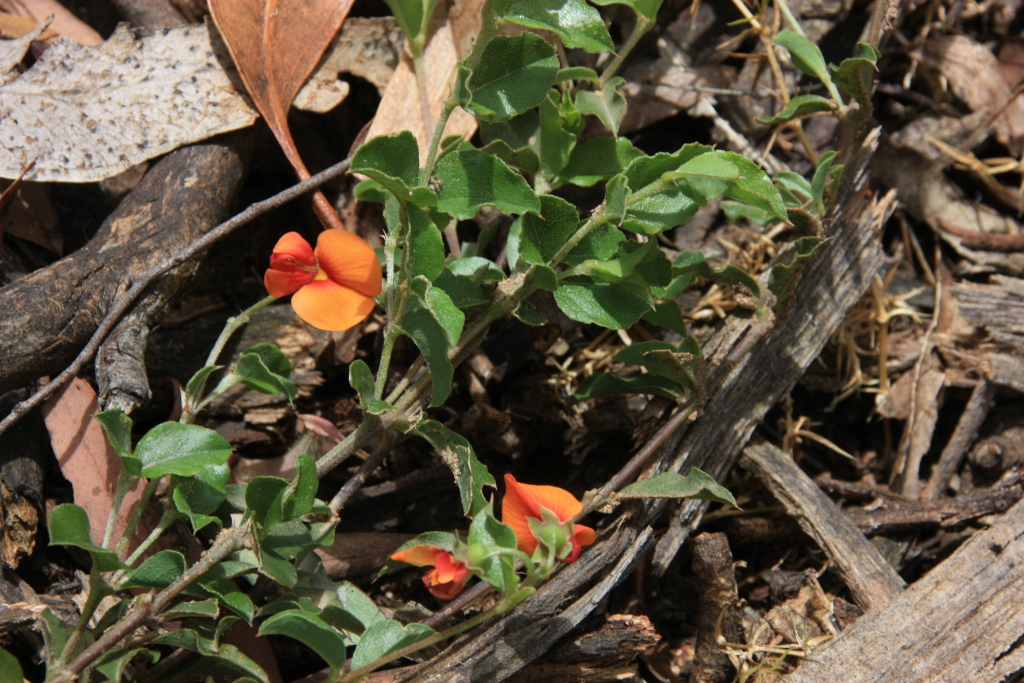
{"left": 573, "top": 524, "right": 596, "bottom": 547}
{"left": 290, "top": 278, "right": 377, "bottom": 331}
{"left": 265, "top": 268, "right": 314, "bottom": 297}
{"left": 501, "top": 474, "right": 542, "bottom": 554}
{"left": 271, "top": 231, "right": 316, "bottom": 266}
{"left": 391, "top": 544, "right": 442, "bottom": 568}
{"left": 314, "top": 228, "right": 383, "bottom": 298}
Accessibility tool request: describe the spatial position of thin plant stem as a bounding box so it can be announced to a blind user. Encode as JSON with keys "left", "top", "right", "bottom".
{"left": 101, "top": 470, "right": 136, "bottom": 550}
{"left": 57, "top": 571, "right": 108, "bottom": 669}
{"left": 316, "top": 415, "right": 388, "bottom": 478}
{"left": 421, "top": 97, "right": 458, "bottom": 182}
{"left": 386, "top": 357, "right": 426, "bottom": 405}
{"left": 205, "top": 295, "right": 278, "bottom": 368}
{"left": 600, "top": 17, "right": 653, "bottom": 85}
{"left": 114, "top": 476, "right": 161, "bottom": 558}
{"left": 413, "top": 53, "right": 435, "bottom": 140}
{"left": 0, "top": 158, "right": 353, "bottom": 439}
{"left": 374, "top": 287, "right": 410, "bottom": 400}
{"left": 328, "top": 433, "right": 394, "bottom": 514}
{"left": 124, "top": 507, "right": 180, "bottom": 568}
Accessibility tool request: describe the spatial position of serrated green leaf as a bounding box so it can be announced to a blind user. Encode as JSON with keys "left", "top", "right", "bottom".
{"left": 769, "top": 236, "right": 820, "bottom": 314}
{"left": 124, "top": 550, "right": 187, "bottom": 588}
{"left": 557, "top": 137, "right": 640, "bottom": 187}
{"left": 466, "top": 33, "right": 558, "bottom": 121}
{"left": 135, "top": 423, "right": 232, "bottom": 478}
{"left": 352, "top": 621, "right": 436, "bottom": 671}
{"left": 402, "top": 297, "right": 454, "bottom": 407}
{"left": 617, "top": 468, "right": 737, "bottom": 506}
{"left": 435, "top": 150, "right": 540, "bottom": 219}
{"left": 413, "top": 420, "right": 495, "bottom": 516}
{"left": 554, "top": 279, "right": 654, "bottom": 329}
{"left": 260, "top": 610, "right": 349, "bottom": 670}
{"left": 569, "top": 372, "right": 684, "bottom": 405}
{"left": 576, "top": 77, "right": 627, "bottom": 135}
{"left": 758, "top": 93, "right": 834, "bottom": 124}
{"left": 94, "top": 409, "right": 141, "bottom": 477}
{"left": 500, "top": 0, "right": 614, "bottom": 52}
{"left": 515, "top": 194, "right": 579, "bottom": 265}
{"left": 48, "top": 504, "right": 124, "bottom": 571}
{"left": 775, "top": 30, "right": 831, "bottom": 84}
{"left": 538, "top": 93, "right": 576, "bottom": 177}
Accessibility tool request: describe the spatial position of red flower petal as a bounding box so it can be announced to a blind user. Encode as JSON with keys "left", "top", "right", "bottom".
{"left": 270, "top": 232, "right": 316, "bottom": 269}
{"left": 290, "top": 278, "right": 377, "bottom": 331}
{"left": 425, "top": 577, "right": 467, "bottom": 601}
{"left": 391, "top": 544, "right": 443, "bottom": 567}
{"left": 314, "top": 228, "right": 383, "bottom": 298}
{"left": 264, "top": 268, "right": 315, "bottom": 297}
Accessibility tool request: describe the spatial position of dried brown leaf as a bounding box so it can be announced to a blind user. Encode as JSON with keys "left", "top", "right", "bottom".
{"left": 0, "top": 0, "right": 101, "bottom": 45}
{"left": 209, "top": 0, "right": 354, "bottom": 230}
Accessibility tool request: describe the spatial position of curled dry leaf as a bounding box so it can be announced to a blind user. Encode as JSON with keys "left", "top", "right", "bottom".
{"left": 0, "top": 0, "right": 102, "bottom": 46}
{"left": 209, "top": 0, "right": 355, "bottom": 230}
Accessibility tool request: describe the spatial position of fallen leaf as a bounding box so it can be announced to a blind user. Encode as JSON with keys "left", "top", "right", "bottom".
{"left": 40, "top": 379, "right": 156, "bottom": 557}
{"left": 366, "top": 0, "right": 482, "bottom": 163}
{"left": 0, "top": 10, "right": 57, "bottom": 41}
{"left": 0, "top": 0, "right": 101, "bottom": 45}
{"left": 0, "top": 177, "right": 62, "bottom": 254}
{"left": 209, "top": 0, "right": 355, "bottom": 230}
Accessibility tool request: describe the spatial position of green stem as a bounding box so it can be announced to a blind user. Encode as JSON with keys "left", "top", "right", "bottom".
{"left": 57, "top": 570, "right": 108, "bottom": 669}
{"left": 375, "top": 286, "right": 410, "bottom": 400}
{"left": 413, "top": 53, "right": 435, "bottom": 141}
{"left": 421, "top": 97, "right": 458, "bottom": 182}
{"left": 101, "top": 469, "right": 136, "bottom": 550}
{"left": 600, "top": 17, "right": 653, "bottom": 85}
{"left": 123, "top": 507, "right": 181, "bottom": 568}
{"left": 316, "top": 415, "right": 388, "bottom": 478}
{"left": 114, "top": 476, "right": 161, "bottom": 559}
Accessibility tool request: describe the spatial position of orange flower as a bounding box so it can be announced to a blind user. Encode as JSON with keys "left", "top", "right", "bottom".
{"left": 264, "top": 230, "right": 382, "bottom": 331}
{"left": 390, "top": 545, "right": 471, "bottom": 600}
{"left": 501, "top": 474, "right": 596, "bottom": 562}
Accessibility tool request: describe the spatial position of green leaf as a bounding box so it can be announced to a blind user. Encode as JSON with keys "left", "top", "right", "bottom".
{"left": 638, "top": 349, "right": 703, "bottom": 398}
{"left": 245, "top": 477, "right": 289, "bottom": 530}
{"left": 478, "top": 139, "right": 540, "bottom": 176}
{"left": 383, "top": 0, "right": 440, "bottom": 53}
{"left": 402, "top": 296, "right": 455, "bottom": 407}
{"left": 569, "top": 372, "right": 684, "bottom": 405}
{"left": 554, "top": 279, "right": 654, "bottom": 329}
{"left": 621, "top": 146, "right": 713, "bottom": 234}
{"left": 352, "top": 131, "right": 425, "bottom": 202}
{"left": 576, "top": 77, "right": 627, "bottom": 135}
{"left": 672, "top": 251, "right": 760, "bottom": 297}
{"left": 769, "top": 236, "right": 820, "bottom": 314}
{"left": 448, "top": 256, "right": 505, "bottom": 280}
{"left": 172, "top": 466, "right": 228, "bottom": 534}
{"left": 500, "top": 0, "right": 614, "bottom": 52}
{"left": 757, "top": 93, "right": 834, "bottom": 124}
{"left": 48, "top": 504, "right": 124, "bottom": 571}
{"left": 467, "top": 503, "right": 518, "bottom": 591}
{"left": 466, "top": 33, "right": 559, "bottom": 122}
{"left": 136, "top": 423, "right": 233, "bottom": 478}
{"left": 349, "top": 360, "right": 396, "bottom": 414}
{"left": 435, "top": 150, "right": 540, "bottom": 219}
{"left": 283, "top": 455, "right": 318, "bottom": 522}
{"left": 613, "top": 340, "right": 677, "bottom": 365}
{"left": 260, "top": 610, "right": 349, "bottom": 670}
{"left": 564, "top": 222, "right": 625, "bottom": 265}
{"left": 557, "top": 137, "right": 640, "bottom": 187}
{"left": 435, "top": 269, "right": 488, "bottom": 308}
{"left": 514, "top": 194, "right": 579, "bottom": 265}
{"left": 405, "top": 203, "right": 446, "bottom": 282}
{"left": 413, "top": 420, "right": 496, "bottom": 516}
{"left": 555, "top": 66, "right": 599, "bottom": 84}
{"left": 721, "top": 200, "right": 776, "bottom": 227}
{"left": 0, "top": 647, "right": 23, "bottom": 683}
{"left": 410, "top": 278, "right": 466, "bottom": 346}
{"left": 480, "top": 110, "right": 538, "bottom": 149}
{"left": 351, "top": 621, "right": 435, "bottom": 671}
{"left": 714, "top": 151, "right": 788, "bottom": 220}
{"left": 183, "top": 364, "right": 221, "bottom": 408}
{"left": 235, "top": 348, "right": 297, "bottom": 402}
{"left": 811, "top": 150, "right": 838, "bottom": 213}
{"left": 94, "top": 648, "right": 159, "bottom": 683}
{"left": 830, "top": 44, "right": 879, "bottom": 107}
{"left": 538, "top": 93, "right": 576, "bottom": 177}
{"left": 589, "top": 0, "right": 662, "bottom": 21}
{"left": 94, "top": 409, "right": 141, "bottom": 477}
{"left": 775, "top": 30, "right": 831, "bottom": 85}
{"left": 124, "top": 550, "right": 187, "bottom": 589}
{"left": 162, "top": 598, "right": 219, "bottom": 620}
{"left": 617, "top": 468, "right": 737, "bottom": 506}
{"left": 642, "top": 301, "right": 687, "bottom": 335}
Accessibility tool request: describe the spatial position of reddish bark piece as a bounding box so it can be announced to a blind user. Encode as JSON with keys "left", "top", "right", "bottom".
{"left": 208, "top": 0, "right": 354, "bottom": 230}
{"left": 41, "top": 378, "right": 151, "bottom": 556}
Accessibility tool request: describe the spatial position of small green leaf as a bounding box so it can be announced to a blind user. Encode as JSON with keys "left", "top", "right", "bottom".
{"left": 538, "top": 93, "right": 576, "bottom": 177}
{"left": 642, "top": 301, "right": 687, "bottom": 335}
{"left": 352, "top": 131, "right": 424, "bottom": 201}
{"left": 514, "top": 194, "right": 580, "bottom": 265}
{"left": 576, "top": 77, "right": 628, "bottom": 136}
{"left": 554, "top": 279, "right": 654, "bottom": 329}
{"left": 94, "top": 409, "right": 141, "bottom": 477}
{"left": 478, "top": 139, "right": 540, "bottom": 176}
{"left": 672, "top": 250, "right": 760, "bottom": 297}
{"left": 405, "top": 204, "right": 446, "bottom": 282}
{"left": 500, "top": 0, "right": 613, "bottom": 52}
{"left": 775, "top": 30, "right": 831, "bottom": 84}
{"left": 480, "top": 110, "right": 538, "bottom": 149}
{"left": 162, "top": 598, "right": 219, "bottom": 620}
{"left": 410, "top": 278, "right": 466, "bottom": 347}
{"left": 0, "top": 647, "right": 23, "bottom": 683}
{"left": 172, "top": 465, "right": 228, "bottom": 534}
{"left": 183, "top": 364, "right": 221, "bottom": 410}
{"left": 758, "top": 93, "right": 834, "bottom": 124}
{"left": 830, "top": 44, "right": 879, "bottom": 108}
{"left": 613, "top": 340, "right": 677, "bottom": 365}
{"left": 260, "top": 610, "right": 349, "bottom": 670}
{"left": 589, "top": 0, "right": 662, "bottom": 21}
{"left": 124, "top": 550, "right": 187, "bottom": 588}
{"left": 811, "top": 150, "right": 838, "bottom": 213}
{"left": 351, "top": 621, "right": 436, "bottom": 671}
{"left": 466, "top": 33, "right": 559, "bottom": 122}
{"left": 569, "top": 372, "right": 684, "bottom": 405}
{"left": 283, "top": 455, "right": 318, "bottom": 522}
{"left": 564, "top": 222, "right": 625, "bottom": 265}
{"left": 714, "top": 151, "right": 788, "bottom": 221}
{"left": 435, "top": 150, "right": 540, "bottom": 219}
{"left": 235, "top": 348, "right": 297, "bottom": 401}
{"left": 769, "top": 236, "right": 820, "bottom": 314}
{"left": 94, "top": 648, "right": 159, "bottom": 683}
{"left": 383, "top": 0, "right": 440, "bottom": 53}
{"left": 721, "top": 201, "right": 776, "bottom": 227}
{"left": 245, "top": 477, "right": 289, "bottom": 530}
{"left": 48, "top": 504, "right": 124, "bottom": 571}
{"left": 136, "top": 423, "right": 233, "bottom": 478}
{"left": 617, "top": 468, "right": 737, "bottom": 506}
{"left": 413, "top": 421, "right": 495, "bottom": 516}
{"left": 557, "top": 137, "right": 640, "bottom": 187}
{"left": 555, "top": 66, "right": 600, "bottom": 84}
{"left": 435, "top": 269, "right": 488, "bottom": 308}
{"left": 402, "top": 297, "right": 455, "bottom": 407}
{"left": 467, "top": 503, "right": 518, "bottom": 591}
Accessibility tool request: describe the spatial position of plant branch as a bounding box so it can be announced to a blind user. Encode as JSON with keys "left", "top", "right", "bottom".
{"left": 600, "top": 17, "right": 653, "bottom": 85}
{"left": 0, "top": 158, "right": 353, "bottom": 440}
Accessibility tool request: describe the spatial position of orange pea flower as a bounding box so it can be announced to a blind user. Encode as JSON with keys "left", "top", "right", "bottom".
{"left": 264, "top": 230, "right": 382, "bottom": 332}
{"left": 390, "top": 545, "right": 471, "bottom": 601}
{"left": 501, "top": 474, "right": 596, "bottom": 562}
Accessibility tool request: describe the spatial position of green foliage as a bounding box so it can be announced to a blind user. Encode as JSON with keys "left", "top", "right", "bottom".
{"left": 260, "top": 610, "right": 349, "bottom": 670}
{"left": 413, "top": 420, "right": 496, "bottom": 516}
{"left": 0, "top": 647, "right": 23, "bottom": 683}
{"left": 135, "top": 423, "right": 233, "bottom": 478}
{"left": 576, "top": 77, "right": 627, "bottom": 135}
{"left": 617, "top": 468, "right": 737, "bottom": 506}
{"left": 435, "top": 150, "right": 541, "bottom": 219}
{"left": 48, "top": 504, "right": 124, "bottom": 571}
{"left": 769, "top": 236, "right": 821, "bottom": 314}
{"left": 466, "top": 33, "right": 559, "bottom": 121}
{"left": 493, "top": 0, "right": 614, "bottom": 52}
{"left": 758, "top": 94, "right": 833, "bottom": 125}
{"left": 350, "top": 360, "right": 396, "bottom": 414}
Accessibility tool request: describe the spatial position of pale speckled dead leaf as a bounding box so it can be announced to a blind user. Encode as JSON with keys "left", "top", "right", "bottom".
{"left": 0, "top": 23, "right": 258, "bottom": 182}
